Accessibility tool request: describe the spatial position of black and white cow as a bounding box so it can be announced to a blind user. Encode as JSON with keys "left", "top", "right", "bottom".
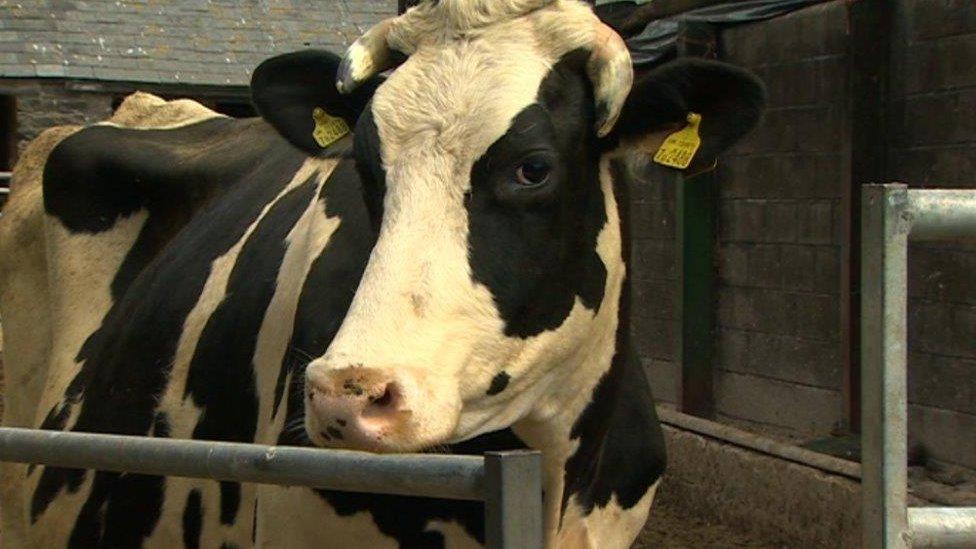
{"left": 0, "top": 0, "right": 764, "bottom": 546}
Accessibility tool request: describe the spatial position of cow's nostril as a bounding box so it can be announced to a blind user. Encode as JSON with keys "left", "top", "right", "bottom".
{"left": 372, "top": 386, "right": 393, "bottom": 407}
{"left": 367, "top": 382, "right": 400, "bottom": 412}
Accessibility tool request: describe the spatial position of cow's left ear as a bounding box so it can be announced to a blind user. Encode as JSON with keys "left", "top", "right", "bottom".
{"left": 250, "top": 49, "right": 383, "bottom": 155}
{"left": 603, "top": 59, "right": 766, "bottom": 174}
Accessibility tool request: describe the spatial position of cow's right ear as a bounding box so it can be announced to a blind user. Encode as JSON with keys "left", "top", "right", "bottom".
{"left": 250, "top": 50, "right": 382, "bottom": 155}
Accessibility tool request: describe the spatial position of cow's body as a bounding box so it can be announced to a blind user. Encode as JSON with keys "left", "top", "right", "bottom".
{"left": 0, "top": 92, "right": 663, "bottom": 548}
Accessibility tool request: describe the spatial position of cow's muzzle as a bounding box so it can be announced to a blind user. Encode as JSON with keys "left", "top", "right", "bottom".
{"left": 304, "top": 365, "right": 415, "bottom": 452}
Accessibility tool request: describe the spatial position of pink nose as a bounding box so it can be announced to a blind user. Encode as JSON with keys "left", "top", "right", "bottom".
{"left": 304, "top": 366, "right": 409, "bottom": 448}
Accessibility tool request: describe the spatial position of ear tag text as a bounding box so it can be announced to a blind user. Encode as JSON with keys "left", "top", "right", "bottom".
{"left": 653, "top": 112, "right": 702, "bottom": 170}
{"left": 312, "top": 107, "right": 350, "bottom": 148}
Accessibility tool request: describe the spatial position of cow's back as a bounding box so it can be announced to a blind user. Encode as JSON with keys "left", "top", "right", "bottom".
{"left": 0, "top": 92, "right": 227, "bottom": 427}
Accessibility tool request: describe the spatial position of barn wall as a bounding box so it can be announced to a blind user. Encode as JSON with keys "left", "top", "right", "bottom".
{"left": 628, "top": 162, "right": 681, "bottom": 405}
{"left": 0, "top": 80, "right": 113, "bottom": 159}
{"left": 714, "top": 1, "right": 849, "bottom": 436}
{"left": 629, "top": 0, "right": 976, "bottom": 469}
{"left": 0, "top": 0, "right": 395, "bottom": 167}
{"left": 0, "top": 79, "right": 257, "bottom": 163}
{"left": 889, "top": 0, "right": 976, "bottom": 469}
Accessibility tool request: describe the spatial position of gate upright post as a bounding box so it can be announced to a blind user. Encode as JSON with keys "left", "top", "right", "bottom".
{"left": 861, "top": 184, "right": 910, "bottom": 549}
{"left": 484, "top": 450, "right": 543, "bottom": 549}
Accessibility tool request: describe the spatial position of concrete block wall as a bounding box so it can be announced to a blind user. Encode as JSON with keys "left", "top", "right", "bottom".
{"left": 628, "top": 0, "right": 976, "bottom": 469}
{"left": 889, "top": 0, "right": 976, "bottom": 469}
{"left": 627, "top": 161, "right": 681, "bottom": 405}
{"left": 712, "top": 1, "right": 849, "bottom": 436}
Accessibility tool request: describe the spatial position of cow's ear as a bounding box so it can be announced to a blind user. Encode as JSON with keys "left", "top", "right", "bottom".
{"left": 605, "top": 59, "right": 766, "bottom": 174}
{"left": 251, "top": 49, "right": 382, "bottom": 155}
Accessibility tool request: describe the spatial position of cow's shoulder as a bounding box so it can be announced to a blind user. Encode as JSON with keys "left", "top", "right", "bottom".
{"left": 0, "top": 90, "right": 216, "bottom": 252}
{"left": 106, "top": 91, "right": 219, "bottom": 129}
{"left": 43, "top": 94, "right": 250, "bottom": 236}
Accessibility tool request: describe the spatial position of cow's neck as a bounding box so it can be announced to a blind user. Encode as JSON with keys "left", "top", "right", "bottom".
{"left": 513, "top": 156, "right": 626, "bottom": 532}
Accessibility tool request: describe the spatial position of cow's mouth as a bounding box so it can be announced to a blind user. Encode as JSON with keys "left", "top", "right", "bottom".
{"left": 302, "top": 362, "right": 463, "bottom": 453}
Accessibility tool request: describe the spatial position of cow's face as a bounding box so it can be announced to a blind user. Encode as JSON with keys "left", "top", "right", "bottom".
{"left": 252, "top": 0, "right": 764, "bottom": 452}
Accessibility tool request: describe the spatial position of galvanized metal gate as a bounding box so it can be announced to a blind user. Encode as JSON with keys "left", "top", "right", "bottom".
{"left": 0, "top": 171, "right": 10, "bottom": 208}
{"left": 861, "top": 184, "right": 976, "bottom": 548}
{"left": 0, "top": 428, "right": 543, "bottom": 548}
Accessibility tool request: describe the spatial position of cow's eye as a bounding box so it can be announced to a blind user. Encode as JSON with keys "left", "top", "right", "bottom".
{"left": 514, "top": 158, "right": 552, "bottom": 187}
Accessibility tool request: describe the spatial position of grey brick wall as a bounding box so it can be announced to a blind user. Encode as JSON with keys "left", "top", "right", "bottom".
{"left": 712, "top": 1, "right": 849, "bottom": 436}
{"left": 0, "top": 1, "right": 395, "bottom": 85}
{"left": 890, "top": 0, "right": 976, "bottom": 469}
{"left": 628, "top": 161, "right": 680, "bottom": 405}
{"left": 629, "top": 0, "right": 976, "bottom": 469}
{"left": 0, "top": 81, "right": 113, "bottom": 159}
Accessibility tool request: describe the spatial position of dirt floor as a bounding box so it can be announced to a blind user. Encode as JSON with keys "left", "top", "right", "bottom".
{"left": 637, "top": 500, "right": 784, "bottom": 548}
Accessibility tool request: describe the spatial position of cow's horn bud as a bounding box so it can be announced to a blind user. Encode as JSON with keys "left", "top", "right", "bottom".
{"left": 337, "top": 18, "right": 399, "bottom": 94}
{"left": 587, "top": 22, "right": 634, "bottom": 137}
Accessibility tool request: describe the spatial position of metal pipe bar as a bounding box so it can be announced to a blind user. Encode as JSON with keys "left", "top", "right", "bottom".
{"left": 0, "top": 427, "right": 484, "bottom": 501}
{"left": 908, "top": 190, "right": 976, "bottom": 240}
{"left": 909, "top": 508, "right": 976, "bottom": 548}
{"left": 861, "top": 184, "right": 911, "bottom": 549}
{"left": 485, "top": 451, "right": 543, "bottom": 549}
{"left": 656, "top": 407, "right": 861, "bottom": 480}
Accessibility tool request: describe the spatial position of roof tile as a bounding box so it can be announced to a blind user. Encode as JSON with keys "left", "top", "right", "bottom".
{"left": 1, "top": 1, "right": 394, "bottom": 85}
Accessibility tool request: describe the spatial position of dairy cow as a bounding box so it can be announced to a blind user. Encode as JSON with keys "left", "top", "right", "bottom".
{"left": 0, "top": 0, "right": 764, "bottom": 546}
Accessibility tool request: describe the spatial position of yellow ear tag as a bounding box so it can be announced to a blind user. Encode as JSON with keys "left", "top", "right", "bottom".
{"left": 311, "top": 107, "right": 350, "bottom": 148}
{"left": 653, "top": 112, "right": 702, "bottom": 170}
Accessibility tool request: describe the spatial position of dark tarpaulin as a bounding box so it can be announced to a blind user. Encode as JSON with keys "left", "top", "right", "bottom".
{"left": 594, "top": 0, "right": 828, "bottom": 67}
{"left": 399, "top": 0, "right": 828, "bottom": 67}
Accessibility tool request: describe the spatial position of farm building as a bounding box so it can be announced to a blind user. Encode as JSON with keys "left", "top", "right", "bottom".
{"left": 0, "top": 0, "right": 391, "bottom": 171}
{"left": 0, "top": 0, "right": 974, "bottom": 545}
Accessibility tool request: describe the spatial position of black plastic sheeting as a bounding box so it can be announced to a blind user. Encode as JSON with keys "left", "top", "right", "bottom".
{"left": 594, "top": 0, "right": 828, "bottom": 67}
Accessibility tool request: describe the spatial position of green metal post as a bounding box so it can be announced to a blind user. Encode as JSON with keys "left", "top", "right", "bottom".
{"left": 675, "top": 20, "right": 717, "bottom": 418}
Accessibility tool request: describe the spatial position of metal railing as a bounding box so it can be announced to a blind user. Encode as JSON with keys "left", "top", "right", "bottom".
{"left": 0, "top": 171, "right": 10, "bottom": 209}
{"left": 0, "top": 427, "right": 543, "bottom": 548}
{"left": 861, "top": 184, "right": 976, "bottom": 548}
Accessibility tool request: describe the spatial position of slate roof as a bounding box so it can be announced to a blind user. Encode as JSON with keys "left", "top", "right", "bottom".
{"left": 0, "top": 0, "right": 394, "bottom": 86}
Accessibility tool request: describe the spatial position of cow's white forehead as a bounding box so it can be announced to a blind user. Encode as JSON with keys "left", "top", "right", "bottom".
{"left": 372, "top": 38, "right": 544, "bottom": 170}
{"left": 392, "top": 0, "right": 553, "bottom": 35}
{"left": 388, "top": 0, "right": 592, "bottom": 43}
{"left": 373, "top": 0, "right": 597, "bottom": 171}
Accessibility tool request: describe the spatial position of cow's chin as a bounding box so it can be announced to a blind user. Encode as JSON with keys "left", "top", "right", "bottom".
{"left": 304, "top": 420, "right": 456, "bottom": 454}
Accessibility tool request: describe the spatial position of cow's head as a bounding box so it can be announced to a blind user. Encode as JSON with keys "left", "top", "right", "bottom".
{"left": 252, "top": 0, "right": 764, "bottom": 452}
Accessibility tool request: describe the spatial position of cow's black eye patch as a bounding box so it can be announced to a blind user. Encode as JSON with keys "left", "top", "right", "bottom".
{"left": 475, "top": 106, "right": 562, "bottom": 206}
{"left": 466, "top": 49, "right": 606, "bottom": 338}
